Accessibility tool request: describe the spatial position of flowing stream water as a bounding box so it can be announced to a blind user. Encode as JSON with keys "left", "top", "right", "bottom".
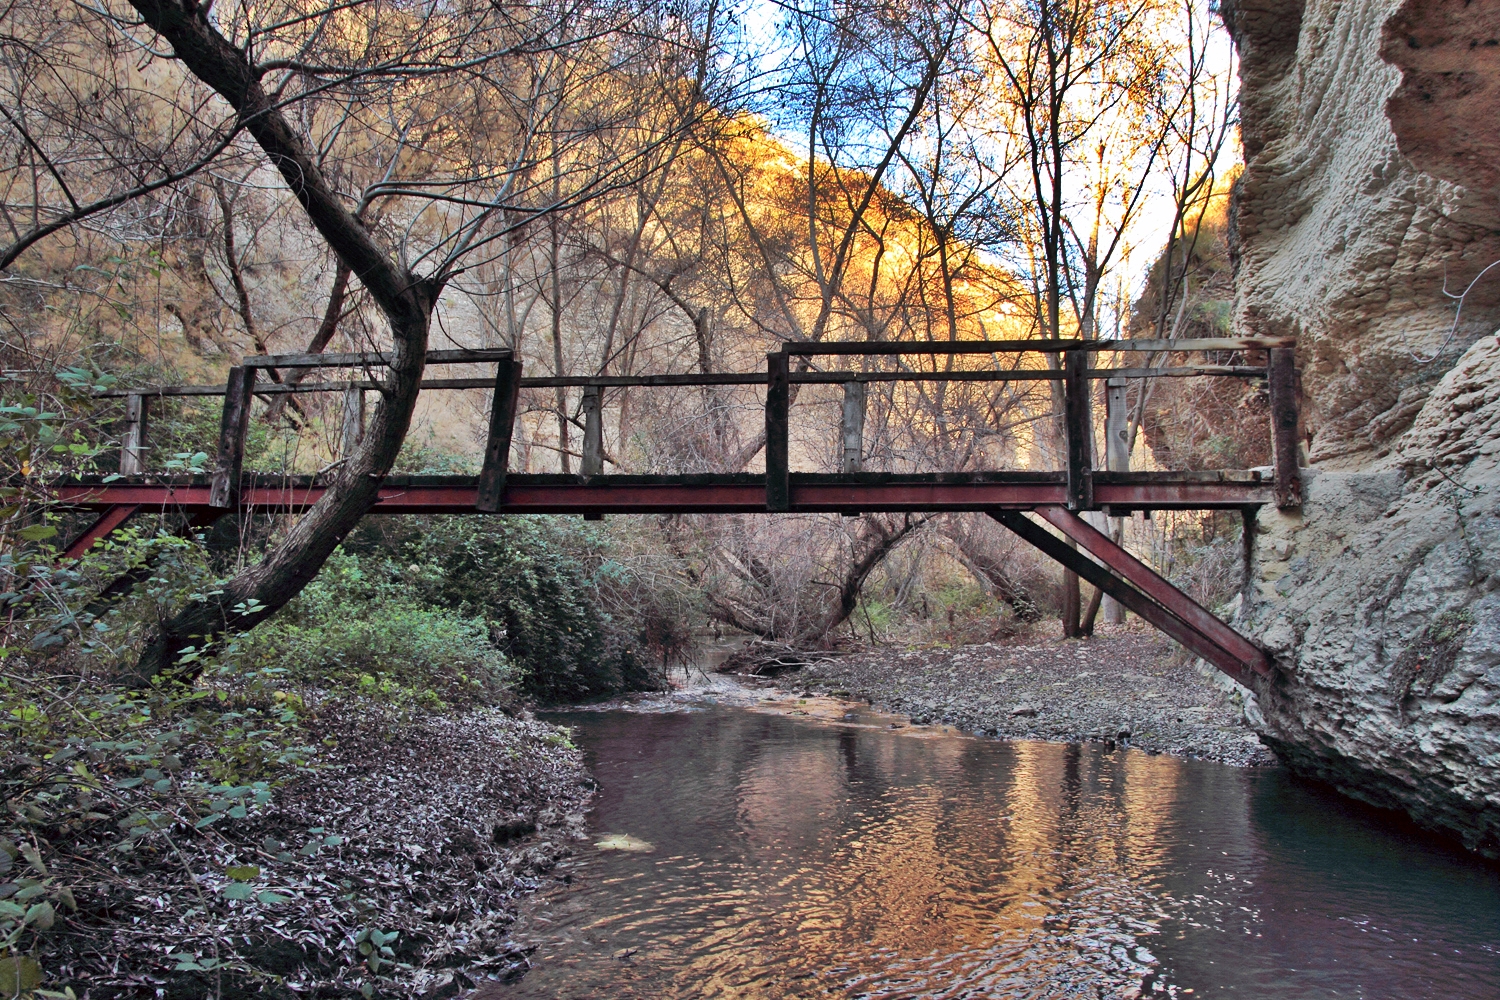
{"left": 496, "top": 699, "right": 1500, "bottom": 999}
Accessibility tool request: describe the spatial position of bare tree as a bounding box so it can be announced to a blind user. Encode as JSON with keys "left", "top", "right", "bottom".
{"left": 0, "top": 0, "right": 703, "bottom": 679}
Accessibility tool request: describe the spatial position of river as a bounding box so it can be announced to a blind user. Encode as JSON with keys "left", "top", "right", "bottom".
{"left": 495, "top": 700, "right": 1500, "bottom": 999}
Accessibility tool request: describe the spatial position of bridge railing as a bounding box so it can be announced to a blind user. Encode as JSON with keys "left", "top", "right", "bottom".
{"left": 93, "top": 336, "right": 1300, "bottom": 514}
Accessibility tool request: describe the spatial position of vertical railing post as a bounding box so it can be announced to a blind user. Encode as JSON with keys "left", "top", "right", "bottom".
{"left": 766, "top": 351, "right": 790, "bottom": 512}
{"left": 1063, "top": 348, "right": 1093, "bottom": 511}
{"left": 1268, "top": 347, "right": 1302, "bottom": 509}
{"left": 476, "top": 355, "right": 522, "bottom": 512}
{"left": 1102, "top": 376, "right": 1129, "bottom": 623}
{"left": 340, "top": 384, "right": 365, "bottom": 457}
{"left": 120, "top": 392, "right": 150, "bottom": 475}
{"left": 210, "top": 366, "right": 255, "bottom": 509}
{"left": 840, "top": 379, "right": 866, "bottom": 474}
{"left": 1104, "top": 377, "right": 1129, "bottom": 476}
{"left": 580, "top": 384, "right": 603, "bottom": 477}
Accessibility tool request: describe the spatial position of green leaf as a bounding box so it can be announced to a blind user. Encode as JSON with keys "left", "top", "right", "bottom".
{"left": 0, "top": 900, "right": 25, "bottom": 918}
{"left": 0, "top": 954, "right": 42, "bottom": 993}
{"left": 220, "top": 883, "right": 253, "bottom": 900}
{"left": 255, "top": 891, "right": 290, "bottom": 906}
{"left": 17, "top": 524, "right": 57, "bottom": 542}
{"left": 25, "top": 900, "right": 55, "bottom": 929}
{"left": 225, "top": 865, "right": 260, "bottom": 882}
{"left": 20, "top": 846, "right": 47, "bottom": 876}
{"left": 227, "top": 805, "right": 247, "bottom": 819}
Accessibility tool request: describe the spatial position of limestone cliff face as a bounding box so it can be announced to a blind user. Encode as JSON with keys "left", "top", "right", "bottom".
{"left": 1225, "top": 0, "right": 1500, "bottom": 854}
{"left": 1225, "top": 0, "right": 1500, "bottom": 467}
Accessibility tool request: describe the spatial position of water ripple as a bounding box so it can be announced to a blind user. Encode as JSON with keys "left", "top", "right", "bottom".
{"left": 495, "top": 707, "right": 1500, "bottom": 999}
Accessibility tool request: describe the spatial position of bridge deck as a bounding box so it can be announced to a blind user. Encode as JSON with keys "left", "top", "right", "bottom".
{"left": 50, "top": 470, "right": 1272, "bottom": 516}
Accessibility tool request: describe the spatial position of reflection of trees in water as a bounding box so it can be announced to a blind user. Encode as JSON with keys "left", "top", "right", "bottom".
{"left": 719, "top": 715, "right": 1192, "bottom": 994}
{"left": 523, "top": 710, "right": 1498, "bottom": 999}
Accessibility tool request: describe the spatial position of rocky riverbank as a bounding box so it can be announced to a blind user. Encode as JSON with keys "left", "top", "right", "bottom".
{"left": 795, "top": 625, "right": 1276, "bottom": 767}
{"left": 41, "top": 703, "right": 592, "bottom": 999}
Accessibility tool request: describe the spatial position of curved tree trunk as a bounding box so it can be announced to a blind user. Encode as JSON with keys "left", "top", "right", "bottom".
{"left": 940, "top": 517, "right": 1044, "bottom": 623}
{"left": 819, "top": 514, "right": 926, "bottom": 639}
{"left": 125, "top": 0, "right": 441, "bottom": 684}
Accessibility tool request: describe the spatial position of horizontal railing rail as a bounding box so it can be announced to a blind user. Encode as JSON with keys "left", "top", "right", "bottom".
{"left": 88, "top": 336, "right": 1301, "bottom": 515}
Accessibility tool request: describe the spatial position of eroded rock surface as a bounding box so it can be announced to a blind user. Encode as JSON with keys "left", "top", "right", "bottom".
{"left": 1225, "top": 0, "right": 1500, "bottom": 854}
{"left": 1225, "top": 0, "right": 1500, "bottom": 468}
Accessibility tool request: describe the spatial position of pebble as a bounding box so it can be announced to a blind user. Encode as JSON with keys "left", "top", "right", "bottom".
{"left": 801, "top": 625, "right": 1278, "bottom": 767}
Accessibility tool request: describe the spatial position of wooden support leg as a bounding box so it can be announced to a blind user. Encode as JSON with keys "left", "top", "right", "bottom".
{"left": 1063, "top": 349, "right": 1093, "bottom": 511}
{"left": 989, "top": 510, "right": 1259, "bottom": 687}
{"left": 1102, "top": 377, "right": 1128, "bottom": 623}
{"left": 841, "top": 380, "right": 866, "bottom": 474}
{"left": 340, "top": 384, "right": 365, "bottom": 456}
{"left": 210, "top": 366, "right": 255, "bottom": 509}
{"left": 120, "top": 393, "right": 150, "bottom": 476}
{"left": 1269, "top": 347, "right": 1302, "bottom": 509}
{"left": 581, "top": 384, "right": 603, "bottom": 520}
{"left": 476, "top": 355, "right": 522, "bottom": 513}
{"left": 581, "top": 385, "right": 603, "bottom": 477}
{"left": 766, "top": 352, "right": 790, "bottom": 512}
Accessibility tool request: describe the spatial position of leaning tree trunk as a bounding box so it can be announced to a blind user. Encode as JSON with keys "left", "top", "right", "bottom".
{"left": 125, "top": 0, "right": 440, "bottom": 685}
{"left": 817, "top": 514, "right": 925, "bottom": 640}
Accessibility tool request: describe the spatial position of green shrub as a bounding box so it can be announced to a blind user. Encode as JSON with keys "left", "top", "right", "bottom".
{"left": 219, "top": 550, "right": 510, "bottom": 709}
{"left": 395, "top": 517, "right": 663, "bottom": 701}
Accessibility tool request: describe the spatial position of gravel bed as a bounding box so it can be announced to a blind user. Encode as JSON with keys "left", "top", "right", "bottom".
{"left": 798, "top": 625, "right": 1277, "bottom": 767}
{"left": 44, "top": 703, "right": 592, "bottom": 999}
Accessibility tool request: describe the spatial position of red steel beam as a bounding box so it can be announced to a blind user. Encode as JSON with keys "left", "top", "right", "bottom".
{"left": 989, "top": 510, "right": 1262, "bottom": 688}
{"left": 1032, "top": 505, "right": 1273, "bottom": 680}
{"left": 61, "top": 504, "right": 139, "bottom": 560}
{"left": 46, "top": 477, "right": 1271, "bottom": 515}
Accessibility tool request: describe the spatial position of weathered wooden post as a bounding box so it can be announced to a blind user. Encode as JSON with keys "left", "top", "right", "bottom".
{"left": 580, "top": 383, "right": 604, "bottom": 520}
{"left": 476, "top": 355, "right": 522, "bottom": 513}
{"left": 580, "top": 384, "right": 603, "bottom": 477}
{"left": 840, "top": 379, "right": 866, "bottom": 474}
{"left": 1268, "top": 347, "right": 1302, "bottom": 508}
{"left": 340, "top": 384, "right": 365, "bottom": 456}
{"left": 766, "top": 352, "right": 790, "bottom": 512}
{"left": 119, "top": 392, "right": 150, "bottom": 475}
{"left": 1105, "top": 377, "right": 1129, "bottom": 476}
{"left": 1103, "top": 377, "right": 1129, "bottom": 623}
{"left": 1063, "top": 348, "right": 1093, "bottom": 511}
{"left": 210, "top": 366, "right": 255, "bottom": 509}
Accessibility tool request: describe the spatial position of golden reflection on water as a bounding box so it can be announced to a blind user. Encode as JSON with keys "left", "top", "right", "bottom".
{"left": 495, "top": 707, "right": 1500, "bottom": 1000}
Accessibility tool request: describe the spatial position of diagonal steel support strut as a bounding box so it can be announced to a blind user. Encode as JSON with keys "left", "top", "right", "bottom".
{"left": 989, "top": 507, "right": 1272, "bottom": 688}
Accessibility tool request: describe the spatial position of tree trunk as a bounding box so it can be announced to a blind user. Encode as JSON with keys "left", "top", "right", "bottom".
{"left": 125, "top": 0, "right": 440, "bottom": 684}
{"left": 1061, "top": 562, "right": 1082, "bottom": 638}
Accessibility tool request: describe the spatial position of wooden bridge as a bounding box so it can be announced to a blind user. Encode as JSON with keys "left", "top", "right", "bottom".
{"left": 49, "top": 337, "right": 1301, "bottom": 689}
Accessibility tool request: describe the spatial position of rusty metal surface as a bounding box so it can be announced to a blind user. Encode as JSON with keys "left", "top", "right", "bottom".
{"left": 988, "top": 509, "right": 1257, "bottom": 687}
{"left": 47, "top": 473, "right": 1273, "bottom": 515}
{"left": 1032, "top": 506, "right": 1273, "bottom": 679}
{"left": 61, "top": 504, "right": 140, "bottom": 560}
